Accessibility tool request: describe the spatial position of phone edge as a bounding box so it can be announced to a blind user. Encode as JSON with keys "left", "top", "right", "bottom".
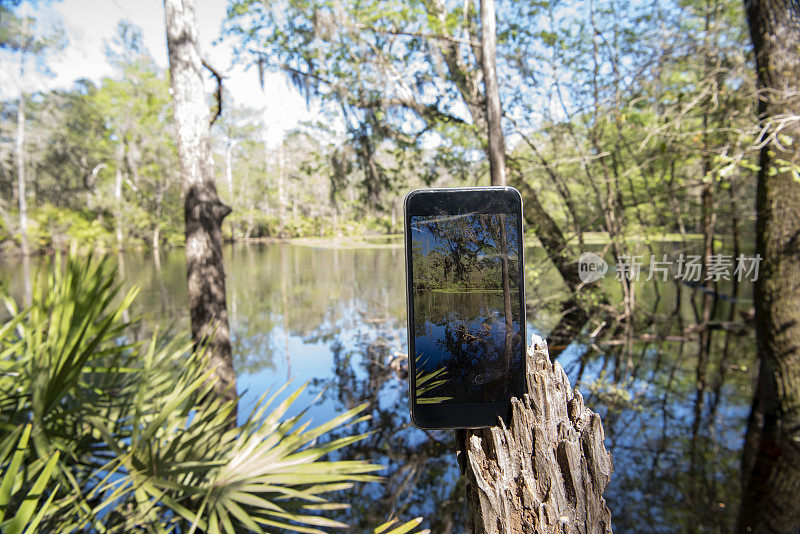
{"left": 403, "top": 186, "right": 526, "bottom": 431}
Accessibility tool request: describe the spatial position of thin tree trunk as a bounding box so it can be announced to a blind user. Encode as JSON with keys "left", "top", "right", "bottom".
{"left": 431, "top": 0, "right": 598, "bottom": 354}
{"left": 115, "top": 141, "right": 125, "bottom": 249}
{"left": 152, "top": 225, "right": 161, "bottom": 255}
{"left": 278, "top": 140, "right": 287, "bottom": 237}
{"left": 479, "top": 0, "right": 597, "bottom": 363}
{"left": 16, "top": 68, "right": 29, "bottom": 258}
{"left": 738, "top": 1, "right": 800, "bottom": 532}
{"left": 225, "top": 139, "right": 235, "bottom": 197}
{"left": 691, "top": 5, "right": 720, "bottom": 494}
{"left": 480, "top": 0, "right": 506, "bottom": 186}
{"left": 498, "top": 214, "right": 513, "bottom": 396}
{"left": 164, "top": 0, "right": 237, "bottom": 415}
{"left": 458, "top": 337, "right": 614, "bottom": 533}
{"left": 117, "top": 249, "right": 130, "bottom": 324}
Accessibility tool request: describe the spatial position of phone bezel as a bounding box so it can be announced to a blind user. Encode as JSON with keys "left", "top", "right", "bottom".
{"left": 404, "top": 186, "right": 527, "bottom": 430}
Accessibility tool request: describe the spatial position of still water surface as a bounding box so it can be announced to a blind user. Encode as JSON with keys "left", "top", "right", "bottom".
{"left": 0, "top": 238, "right": 756, "bottom": 533}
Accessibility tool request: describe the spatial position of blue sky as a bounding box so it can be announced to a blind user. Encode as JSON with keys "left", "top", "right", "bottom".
{"left": 1, "top": 0, "right": 319, "bottom": 146}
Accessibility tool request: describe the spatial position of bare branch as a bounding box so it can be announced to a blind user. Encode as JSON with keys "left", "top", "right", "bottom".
{"left": 352, "top": 22, "right": 480, "bottom": 47}
{"left": 202, "top": 58, "right": 225, "bottom": 126}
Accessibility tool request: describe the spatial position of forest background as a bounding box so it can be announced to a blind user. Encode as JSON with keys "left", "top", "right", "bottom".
{"left": 0, "top": 0, "right": 757, "bottom": 255}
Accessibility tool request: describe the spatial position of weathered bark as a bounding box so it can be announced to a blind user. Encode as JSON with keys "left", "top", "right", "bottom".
{"left": 164, "top": 0, "right": 237, "bottom": 414}
{"left": 738, "top": 1, "right": 800, "bottom": 532}
{"left": 460, "top": 337, "right": 614, "bottom": 533}
{"left": 480, "top": 0, "right": 506, "bottom": 187}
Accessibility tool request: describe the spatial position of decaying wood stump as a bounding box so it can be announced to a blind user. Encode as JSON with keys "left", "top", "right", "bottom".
{"left": 458, "top": 335, "right": 614, "bottom": 533}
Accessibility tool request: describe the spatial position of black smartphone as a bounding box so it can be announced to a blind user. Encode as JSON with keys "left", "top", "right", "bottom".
{"left": 404, "top": 187, "right": 527, "bottom": 429}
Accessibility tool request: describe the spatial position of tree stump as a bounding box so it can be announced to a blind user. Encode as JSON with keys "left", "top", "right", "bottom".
{"left": 458, "top": 335, "right": 614, "bottom": 533}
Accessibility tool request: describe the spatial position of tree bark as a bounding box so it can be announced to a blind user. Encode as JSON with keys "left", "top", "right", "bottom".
{"left": 738, "top": 1, "right": 800, "bottom": 532}
{"left": 480, "top": 0, "right": 506, "bottom": 187}
{"left": 459, "top": 336, "right": 614, "bottom": 533}
{"left": 16, "top": 63, "right": 29, "bottom": 258}
{"left": 164, "top": 0, "right": 237, "bottom": 414}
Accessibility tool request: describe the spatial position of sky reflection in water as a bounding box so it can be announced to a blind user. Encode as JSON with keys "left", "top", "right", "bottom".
{"left": 0, "top": 239, "right": 757, "bottom": 533}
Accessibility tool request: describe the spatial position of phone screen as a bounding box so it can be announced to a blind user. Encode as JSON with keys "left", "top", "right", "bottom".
{"left": 409, "top": 208, "right": 526, "bottom": 406}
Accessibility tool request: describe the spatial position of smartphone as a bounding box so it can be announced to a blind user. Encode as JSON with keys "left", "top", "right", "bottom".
{"left": 404, "top": 187, "right": 527, "bottom": 429}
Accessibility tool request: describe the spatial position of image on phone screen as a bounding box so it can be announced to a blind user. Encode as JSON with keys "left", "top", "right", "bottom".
{"left": 409, "top": 209, "right": 525, "bottom": 406}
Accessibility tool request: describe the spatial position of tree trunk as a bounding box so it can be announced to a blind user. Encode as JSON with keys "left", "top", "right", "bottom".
{"left": 16, "top": 70, "right": 29, "bottom": 258}
{"left": 277, "top": 139, "right": 287, "bottom": 237}
{"left": 164, "top": 0, "right": 237, "bottom": 415}
{"left": 152, "top": 225, "right": 161, "bottom": 255}
{"left": 115, "top": 141, "right": 125, "bottom": 249}
{"left": 480, "top": 0, "right": 506, "bottom": 187}
{"left": 459, "top": 336, "right": 614, "bottom": 533}
{"left": 225, "top": 139, "right": 235, "bottom": 197}
{"left": 477, "top": 0, "right": 600, "bottom": 356}
{"left": 479, "top": 0, "right": 596, "bottom": 337}
{"left": 738, "top": 1, "right": 800, "bottom": 532}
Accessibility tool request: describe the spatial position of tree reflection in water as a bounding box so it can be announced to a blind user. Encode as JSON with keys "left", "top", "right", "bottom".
{"left": 310, "top": 314, "right": 466, "bottom": 533}
{"left": 414, "top": 291, "right": 524, "bottom": 404}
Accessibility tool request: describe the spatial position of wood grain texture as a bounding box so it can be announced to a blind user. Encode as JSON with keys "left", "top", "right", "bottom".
{"left": 462, "top": 336, "right": 613, "bottom": 533}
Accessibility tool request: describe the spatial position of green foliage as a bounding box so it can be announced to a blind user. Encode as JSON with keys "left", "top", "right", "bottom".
{"left": 414, "top": 356, "right": 452, "bottom": 405}
{"left": 224, "top": 0, "right": 484, "bottom": 211}
{"left": 410, "top": 215, "right": 521, "bottom": 293}
{"left": 0, "top": 425, "right": 62, "bottom": 534}
{"left": 34, "top": 205, "right": 115, "bottom": 250}
{"left": 0, "top": 254, "right": 423, "bottom": 532}
{"left": 0, "top": 205, "right": 117, "bottom": 253}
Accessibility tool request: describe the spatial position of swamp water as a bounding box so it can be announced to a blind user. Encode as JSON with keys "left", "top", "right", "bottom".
{"left": 0, "top": 238, "right": 756, "bottom": 533}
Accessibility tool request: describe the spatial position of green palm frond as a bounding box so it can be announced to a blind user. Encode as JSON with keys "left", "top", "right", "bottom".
{"left": 0, "top": 424, "right": 61, "bottom": 534}
{"left": 0, "top": 252, "right": 424, "bottom": 533}
{"left": 415, "top": 354, "right": 452, "bottom": 404}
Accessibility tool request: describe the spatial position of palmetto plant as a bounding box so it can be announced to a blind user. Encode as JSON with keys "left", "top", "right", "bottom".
{"left": 0, "top": 424, "right": 62, "bottom": 534}
{"left": 0, "top": 254, "right": 427, "bottom": 533}
{"left": 414, "top": 355, "right": 452, "bottom": 405}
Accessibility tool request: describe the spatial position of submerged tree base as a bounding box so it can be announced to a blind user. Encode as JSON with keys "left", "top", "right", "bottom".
{"left": 459, "top": 336, "right": 614, "bottom": 533}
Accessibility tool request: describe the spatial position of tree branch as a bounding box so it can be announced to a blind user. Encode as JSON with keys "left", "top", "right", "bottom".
{"left": 352, "top": 22, "right": 480, "bottom": 47}
{"left": 202, "top": 58, "right": 224, "bottom": 126}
